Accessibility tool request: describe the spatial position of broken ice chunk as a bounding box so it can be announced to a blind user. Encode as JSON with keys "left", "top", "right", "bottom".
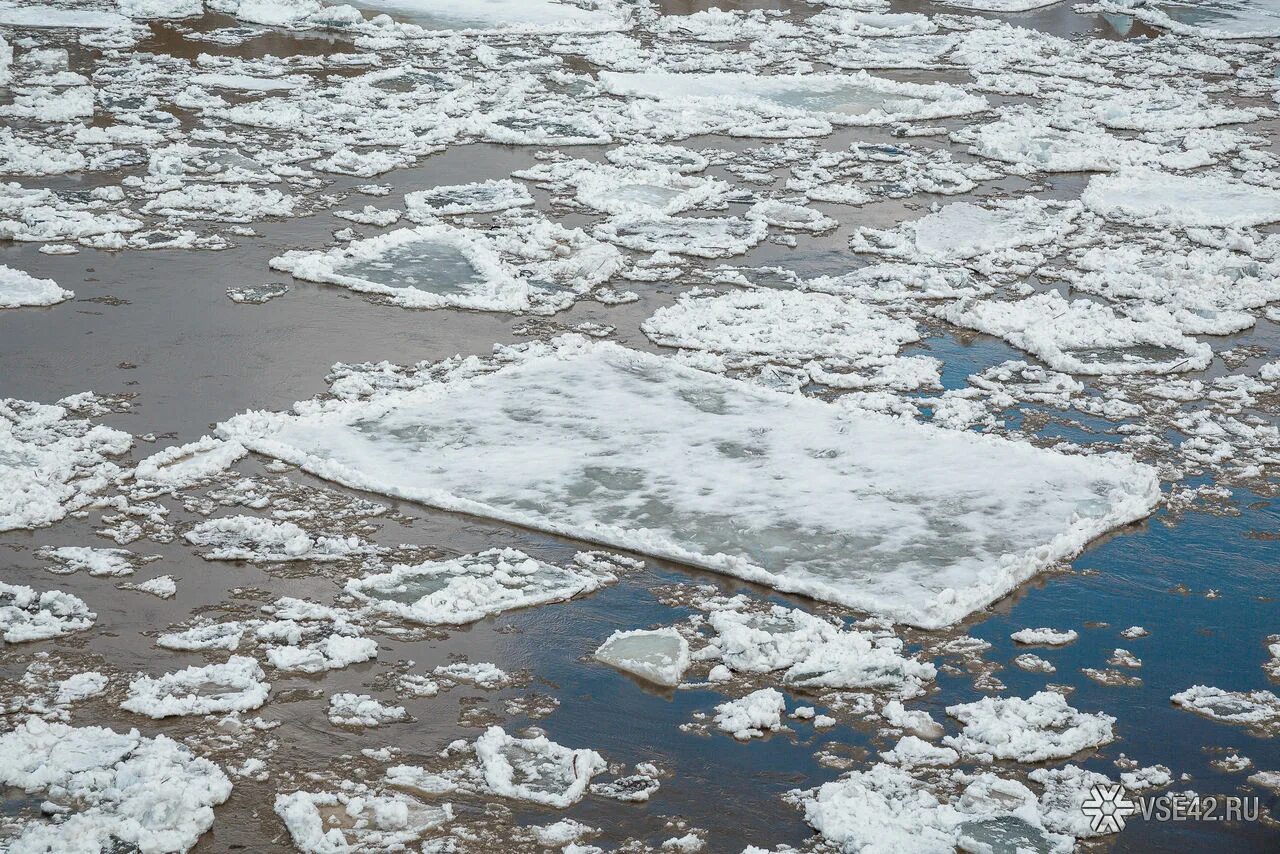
{"left": 595, "top": 214, "right": 767, "bottom": 259}
{"left": 714, "top": 688, "right": 787, "bottom": 740}
{"left": 271, "top": 223, "right": 530, "bottom": 312}
{"left": 1, "top": 397, "right": 132, "bottom": 531}
{"left": 121, "top": 655, "right": 270, "bottom": 718}
{"left": 0, "top": 718, "right": 231, "bottom": 853}
{"left": 944, "top": 691, "right": 1115, "bottom": 762}
{"left": 346, "top": 548, "right": 615, "bottom": 625}
{"left": 275, "top": 789, "right": 451, "bottom": 852}
{"left": 405, "top": 179, "right": 533, "bottom": 217}
{"left": 37, "top": 545, "right": 146, "bottom": 577}
{"left": 0, "top": 263, "right": 73, "bottom": 307}
{"left": 475, "top": 726, "right": 606, "bottom": 808}
{"left": 185, "top": 515, "right": 365, "bottom": 562}
{"left": 0, "top": 582, "right": 95, "bottom": 643}
{"left": 328, "top": 693, "right": 408, "bottom": 726}
{"left": 133, "top": 436, "right": 247, "bottom": 491}
{"left": 1171, "top": 685, "right": 1280, "bottom": 732}
{"left": 642, "top": 289, "right": 918, "bottom": 360}
{"left": 1011, "top": 627, "right": 1078, "bottom": 646}
{"left": 594, "top": 627, "right": 690, "bottom": 687}
{"left": 851, "top": 198, "right": 1079, "bottom": 262}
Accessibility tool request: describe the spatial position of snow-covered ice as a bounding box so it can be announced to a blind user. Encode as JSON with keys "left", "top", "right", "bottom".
{"left": 944, "top": 691, "right": 1116, "bottom": 762}
{"left": 0, "top": 582, "right": 95, "bottom": 643}
{"left": 0, "top": 264, "right": 73, "bottom": 307}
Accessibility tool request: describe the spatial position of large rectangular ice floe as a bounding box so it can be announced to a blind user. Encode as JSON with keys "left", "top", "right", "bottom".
{"left": 220, "top": 340, "right": 1161, "bottom": 628}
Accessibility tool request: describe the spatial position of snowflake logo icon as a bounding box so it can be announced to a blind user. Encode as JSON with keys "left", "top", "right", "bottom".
{"left": 1081, "top": 784, "right": 1137, "bottom": 833}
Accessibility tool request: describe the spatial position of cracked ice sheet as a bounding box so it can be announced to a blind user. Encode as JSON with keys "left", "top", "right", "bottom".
{"left": 221, "top": 340, "right": 1160, "bottom": 628}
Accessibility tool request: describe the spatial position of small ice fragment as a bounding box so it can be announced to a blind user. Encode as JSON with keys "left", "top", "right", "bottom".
{"left": 594, "top": 627, "right": 690, "bottom": 687}
{"left": 714, "top": 688, "right": 786, "bottom": 740}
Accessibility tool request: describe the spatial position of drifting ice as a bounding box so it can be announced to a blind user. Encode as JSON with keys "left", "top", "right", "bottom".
{"left": 222, "top": 340, "right": 1160, "bottom": 628}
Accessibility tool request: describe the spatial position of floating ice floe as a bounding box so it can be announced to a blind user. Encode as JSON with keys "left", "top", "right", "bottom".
{"left": 0, "top": 264, "right": 73, "bottom": 307}
{"left": 38, "top": 545, "right": 147, "bottom": 577}
{"left": 121, "top": 574, "right": 178, "bottom": 598}
{"left": 356, "top": 0, "right": 629, "bottom": 33}
{"left": 404, "top": 179, "right": 533, "bottom": 217}
{"left": 328, "top": 693, "right": 408, "bottom": 726}
{"left": 882, "top": 735, "right": 959, "bottom": 767}
{"left": 594, "top": 627, "right": 690, "bottom": 687}
{"left": 227, "top": 283, "right": 289, "bottom": 304}
{"left": 475, "top": 726, "right": 606, "bottom": 808}
{"left": 185, "top": 515, "right": 366, "bottom": 561}
{"left": 715, "top": 688, "right": 787, "bottom": 740}
{"left": 121, "top": 655, "right": 270, "bottom": 718}
{"left": 0, "top": 718, "right": 231, "bottom": 853}
{"left": 0, "top": 582, "right": 95, "bottom": 643}
{"left": 433, "top": 661, "right": 511, "bottom": 689}
{"left": 0, "top": 5, "right": 133, "bottom": 28}
{"left": 594, "top": 215, "right": 766, "bottom": 259}
{"left": 272, "top": 219, "right": 619, "bottom": 313}
{"left": 703, "top": 605, "right": 937, "bottom": 696}
{"left": 275, "top": 789, "right": 452, "bottom": 853}
{"left": 220, "top": 339, "right": 1160, "bottom": 628}
{"left": 345, "top": 548, "right": 616, "bottom": 625}
{"left": 793, "top": 764, "right": 1071, "bottom": 854}
{"left": 641, "top": 289, "right": 918, "bottom": 360}
{"left": 133, "top": 436, "right": 247, "bottom": 491}
{"left": 933, "top": 292, "right": 1213, "bottom": 375}
{"left": 944, "top": 691, "right": 1116, "bottom": 762}
{"left": 258, "top": 600, "right": 379, "bottom": 673}
{"left": 1082, "top": 170, "right": 1280, "bottom": 229}
{"left": 853, "top": 197, "right": 1080, "bottom": 262}
{"left": 1, "top": 397, "right": 132, "bottom": 531}
{"left": 1171, "top": 685, "right": 1280, "bottom": 732}
{"left": 1087, "top": 0, "right": 1280, "bottom": 38}
{"left": 1011, "top": 627, "right": 1078, "bottom": 646}
{"left": 597, "top": 71, "right": 988, "bottom": 130}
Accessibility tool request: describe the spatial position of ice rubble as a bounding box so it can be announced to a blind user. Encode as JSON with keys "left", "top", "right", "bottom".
{"left": 345, "top": 548, "right": 616, "bottom": 625}
{"left": 328, "top": 693, "right": 408, "bottom": 726}
{"left": 641, "top": 290, "right": 918, "bottom": 360}
{"left": 944, "top": 691, "right": 1116, "bottom": 762}
{"left": 355, "top": 0, "right": 629, "bottom": 33}
{"left": 0, "top": 397, "right": 132, "bottom": 531}
{"left": 121, "top": 655, "right": 270, "bottom": 718}
{"left": 714, "top": 688, "right": 787, "bottom": 740}
{"left": 0, "top": 718, "right": 231, "bottom": 853}
{"left": 132, "top": 436, "right": 247, "bottom": 491}
{"left": 221, "top": 340, "right": 1160, "bottom": 628}
{"left": 793, "top": 764, "right": 1071, "bottom": 854}
{"left": 0, "top": 582, "right": 95, "bottom": 643}
{"left": 185, "top": 515, "right": 365, "bottom": 561}
{"left": 0, "top": 264, "right": 73, "bottom": 307}
{"left": 594, "top": 627, "right": 690, "bottom": 687}
{"left": 475, "top": 726, "right": 606, "bottom": 808}
{"left": 38, "top": 545, "right": 148, "bottom": 577}
{"left": 275, "top": 789, "right": 452, "bottom": 853}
